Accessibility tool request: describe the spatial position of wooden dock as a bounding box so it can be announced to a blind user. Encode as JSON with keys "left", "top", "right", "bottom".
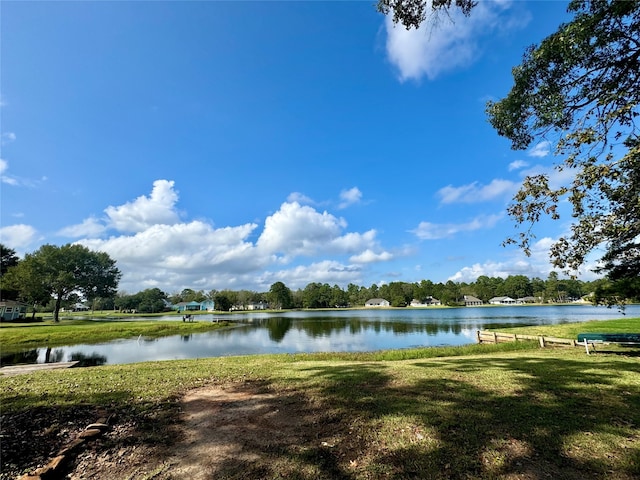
{"left": 0, "top": 361, "right": 79, "bottom": 376}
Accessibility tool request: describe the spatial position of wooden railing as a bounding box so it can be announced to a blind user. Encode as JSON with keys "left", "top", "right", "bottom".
{"left": 476, "top": 330, "right": 578, "bottom": 348}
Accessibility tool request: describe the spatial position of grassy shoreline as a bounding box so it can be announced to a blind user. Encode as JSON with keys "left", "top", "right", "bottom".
{"left": 0, "top": 318, "right": 232, "bottom": 352}
{"left": 2, "top": 315, "right": 638, "bottom": 352}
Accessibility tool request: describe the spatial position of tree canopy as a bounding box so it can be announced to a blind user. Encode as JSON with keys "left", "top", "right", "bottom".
{"left": 380, "top": 0, "right": 640, "bottom": 294}
{"left": 377, "top": 0, "right": 475, "bottom": 30}
{"left": 14, "top": 244, "right": 121, "bottom": 322}
{"left": 488, "top": 0, "right": 640, "bottom": 283}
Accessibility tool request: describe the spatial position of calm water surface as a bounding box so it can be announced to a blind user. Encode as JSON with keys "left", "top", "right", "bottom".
{"left": 4, "top": 305, "right": 639, "bottom": 366}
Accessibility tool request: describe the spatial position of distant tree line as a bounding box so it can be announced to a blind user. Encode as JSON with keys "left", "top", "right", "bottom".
{"left": 2, "top": 243, "right": 637, "bottom": 317}
{"left": 84, "top": 273, "right": 638, "bottom": 314}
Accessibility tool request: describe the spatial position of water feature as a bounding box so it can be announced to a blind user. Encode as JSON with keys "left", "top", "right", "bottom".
{"left": 3, "top": 304, "right": 638, "bottom": 366}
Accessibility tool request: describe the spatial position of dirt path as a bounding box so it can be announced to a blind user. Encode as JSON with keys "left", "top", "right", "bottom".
{"left": 66, "top": 382, "right": 345, "bottom": 480}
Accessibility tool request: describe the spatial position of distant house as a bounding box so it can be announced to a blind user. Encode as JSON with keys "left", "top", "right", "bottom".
{"left": 365, "top": 298, "right": 390, "bottom": 307}
{"left": 410, "top": 297, "right": 441, "bottom": 307}
{"left": 61, "top": 303, "right": 90, "bottom": 313}
{"left": 173, "top": 300, "right": 215, "bottom": 312}
{"left": 489, "top": 296, "right": 516, "bottom": 305}
{"left": 463, "top": 295, "right": 483, "bottom": 306}
{"left": 516, "top": 296, "right": 537, "bottom": 304}
{"left": 247, "top": 301, "right": 268, "bottom": 310}
{"left": 200, "top": 300, "right": 215, "bottom": 312}
{"left": 0, "top": 300, "right": 28, "bottom": 321}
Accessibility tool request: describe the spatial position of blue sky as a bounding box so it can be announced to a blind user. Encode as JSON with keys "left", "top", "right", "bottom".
{"left": 1, "top": 1, "right": 596, "bottom": 294}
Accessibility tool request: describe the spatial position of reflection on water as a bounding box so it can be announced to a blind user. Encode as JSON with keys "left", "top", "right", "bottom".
{"left": 2, "top": 305, "right": 638, "bottom": 367}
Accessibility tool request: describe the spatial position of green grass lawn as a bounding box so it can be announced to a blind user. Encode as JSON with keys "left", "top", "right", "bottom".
{"left": 2, "top": 342, "right": 639, "bottom": 479}
{"left": 501, "top": 317, "right": 640, "bottom": 338}
{"left": 0, "top": 318, "right": 231, "bottom": 352}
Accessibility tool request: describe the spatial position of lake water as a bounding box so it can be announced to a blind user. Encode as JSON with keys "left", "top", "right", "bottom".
{"left": 3, "top": 304, "right": 639, "bottom": 367}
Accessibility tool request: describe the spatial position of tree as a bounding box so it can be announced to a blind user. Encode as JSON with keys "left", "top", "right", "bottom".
{"left": 213, "top": 291, "right": 232, "bottom": 312}
{"left": 0, "top": 244, "right": 19, "bottom": 277}
{"left": 0, "top": 244, "right": 21, "bottom": 301}
{"left": 135, "top": 288, "right": 168, "bottom": 313}
{"left": 502, "top": 275, "right": 533, "bottom": 299}
{"left": 486, "top": 0, "right": 640, "bottom": 283}
{"left": 380, "top": 0, "right": 640, "bottom": 298}
{"left": 16, "top": 244, "right": 121, "bottom": 322}
{"left": 377, "top": 0, "right": 475, "bottom": 30}
{"left": 268, "top": 281, "right": 293, "bottom": 310}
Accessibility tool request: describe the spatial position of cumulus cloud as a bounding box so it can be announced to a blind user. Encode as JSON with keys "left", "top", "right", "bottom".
{"left": 527, "top": 140, "right": 551, "bottom": 158}
{"left": 62, "top": 181, "right": 394, "bottom": 292}
{"left": 58, "top": 217, "right": 107, "bottom": 238}
{"left": 0, "top": 224, "right": 39, "bottom": 251}
{"left": 104, "top": 179, "right": 180, "bottom": 233}
{"left": 258, "top": 261, "right": 363, "bottom": 290}
{"left": 437, "top": 179, "right": 517, "bottom": 204}
{"left": 350, "top": 249, "right": 393, "bottom": 264}
{"left": 78, "top": 220, "right": 265, "bottom": 292}
{"left": 338, "top": 187, "right": 363, "bottom": 209}
{"left": 257, "top": 202, "right": 347, "bottom": 258}
{"left": 413, "top": 213, "right": 502, "bottom": 240}
{"left": 448, "top": 259, "right": 539, "bottom": 283}
{"left": 508, "top": 160, "right": 529, "bottom": 171}
{"left": 448, "top": 235, "right": 603, "bottom": 283}
{"left": 385, "top": 0, "right": 529, "bottom": 81}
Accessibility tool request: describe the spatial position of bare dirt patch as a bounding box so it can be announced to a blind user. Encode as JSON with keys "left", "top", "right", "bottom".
{"left": 4, "top": 381, "right": 350, "bottom": 480}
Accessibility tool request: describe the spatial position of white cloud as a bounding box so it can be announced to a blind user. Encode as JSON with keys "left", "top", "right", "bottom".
{"left": 63, "top": 181, "right": 392, "bottom": 292}
{"left": 448, "top": 235, "right": 604, "bottom": 283}
{"left": 258, "top": 261, "right": 363, "bottom": 290}
{"left": 448, "top": 236, "right": 557, "bottom": 282}
{"left": 1, "top": 132, "right": 16, "bottom": 145}
{"left": 287, "top": 192, "right": 315, "bottom": 205}
{"left": 437, "top": 179, "right": 517, "bottom": 204}
{"left": 0, "top": 224, "right": 39, "bottom": 251}
{"left": 104, "top": 179, "right": 180, "bottom": 233}
{"left": 350, "top": 249, "right": 393, "bottom": 264}
{"left": 448, "top": 259, "right": 539, "bottom": 283}
{"left": 257, "top": 202, "right": 347, "bottom": 258}
{"left": 0, "top": 159, "right": 46, "bottom": 188}
{"left": 508, "top": 160, "right": 529, "bottom": 171}
{"left": 385, "top": 1, "right": 529, "bottom": 81}
{"left": 338, "top": 187, "right": 362, "bottom": 209}
{"left": 0, "top": 159, "right": 18, "bottom": 185}
{"left": 57, "top": 217, "right": 107, "bottom": 238}
{"left": 527, "top": 141, "right": 551, "bottom": 158}
{"left": 413, "top": 213, "right": 502, "bottom": 240}
{"left": 78, "top": 220, "right": 265, "bottom": 292}
{"left": 520, "top": 163, "right": 576, "bottom": 190}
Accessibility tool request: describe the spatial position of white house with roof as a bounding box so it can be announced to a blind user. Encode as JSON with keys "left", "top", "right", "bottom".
{"left": 489, "top": 296, "right": 516, "bottom": 305}
{"left": 410, "top": 297, "right": 442, "bottom": 307}
{"left": 365, "top": 298, "right": 390, "bottom": 307}
{"left": 463, "top": 295, "right": 483, "bottom": 306}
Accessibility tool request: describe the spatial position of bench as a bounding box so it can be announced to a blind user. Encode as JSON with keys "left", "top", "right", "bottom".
{"left": 577, "top": 333, "right": 640, "bottom": 354}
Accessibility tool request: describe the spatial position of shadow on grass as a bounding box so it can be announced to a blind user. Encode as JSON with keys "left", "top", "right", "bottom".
{"left": 298, "top": 356, "right": 640, "bottom": 479}
{"left": 0, "top": 388, "right": 180, "bottom": 479}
